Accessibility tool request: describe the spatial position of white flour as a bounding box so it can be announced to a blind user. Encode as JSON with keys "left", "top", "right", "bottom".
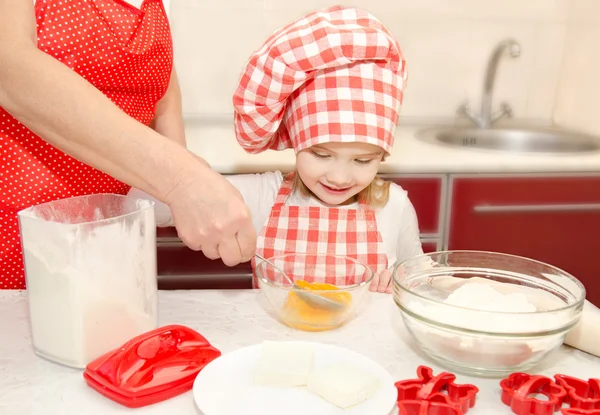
{"left": 408, "top": 281, "right": 570, "bottom": 333}
{"left": 444, "top": 283, "right": 537, "bottom": 313}
{"left": 21, "top": 198, "right": 158, "bottom": 368}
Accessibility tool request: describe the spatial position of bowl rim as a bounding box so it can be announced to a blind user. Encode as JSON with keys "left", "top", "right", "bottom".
{"left": 392, "top": 249, "right": 586, "bottom": 315}
{"left": 255, "top": 252, "right": 375, "bottom": 291}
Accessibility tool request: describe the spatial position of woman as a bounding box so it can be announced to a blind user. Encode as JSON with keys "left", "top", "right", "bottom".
{"left": 0, "top": 0, "right": 256, "bottom": 289}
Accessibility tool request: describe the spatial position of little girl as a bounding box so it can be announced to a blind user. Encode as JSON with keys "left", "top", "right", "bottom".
{"left": 134, "top": 6, "right": 424, "bottom": 293}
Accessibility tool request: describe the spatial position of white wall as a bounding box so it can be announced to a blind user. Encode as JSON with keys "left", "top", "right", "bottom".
{"left": 553, "top": 0, "right": 600, "bottom": 135}
{"left": 169, "top": 0, "right": 568, "bottom": 124}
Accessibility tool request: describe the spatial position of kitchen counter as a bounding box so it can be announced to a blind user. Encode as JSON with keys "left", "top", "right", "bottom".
{"left": 2, "top": 289, "right": 600, "bottom": 415}
{"left": 185, "top": 121, "right": 600, "bottom": 174}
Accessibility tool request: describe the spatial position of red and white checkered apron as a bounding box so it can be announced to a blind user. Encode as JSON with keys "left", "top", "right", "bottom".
{"left": 251, "top": 173, "right": 388, "bottom": 288}
{"left": 0, "top": 0, "right": 173, "bottom": 289}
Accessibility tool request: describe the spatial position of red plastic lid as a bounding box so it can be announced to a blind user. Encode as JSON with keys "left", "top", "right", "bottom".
{"left": 83, "top": 325, "right": 221, "bottom": 408}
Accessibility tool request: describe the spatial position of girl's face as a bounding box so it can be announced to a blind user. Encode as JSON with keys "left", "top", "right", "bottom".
{"left": 295, "top": 142, "right": 384, "bottom": 206}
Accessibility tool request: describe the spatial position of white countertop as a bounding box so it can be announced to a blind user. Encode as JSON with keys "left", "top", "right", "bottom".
{"left": 185, "top": 121, "right": 600, "bottom": 174}
{"left": 2, "top": 289, "right": 600, "bottom": 415}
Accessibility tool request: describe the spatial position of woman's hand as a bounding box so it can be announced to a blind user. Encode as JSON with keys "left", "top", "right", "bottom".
{"left": 370, "top": 269, "right": 393, "bottom": 294}
{"left": 165, "top": 163, "right": 257, "bottom": 267}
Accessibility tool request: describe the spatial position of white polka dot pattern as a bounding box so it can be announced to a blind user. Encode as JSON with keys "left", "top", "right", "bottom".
{"left": 0, "top": 0, "right": 173, "bottom": 289}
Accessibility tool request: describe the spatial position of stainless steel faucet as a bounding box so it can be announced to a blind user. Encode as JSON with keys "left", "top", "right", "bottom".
{"left": 458, "top": 38, "right": 521, "bottom": 128}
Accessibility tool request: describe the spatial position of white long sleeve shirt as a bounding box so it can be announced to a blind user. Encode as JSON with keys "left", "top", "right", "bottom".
{"left": 130, "top": 171, "right": 424, "bottom": 269}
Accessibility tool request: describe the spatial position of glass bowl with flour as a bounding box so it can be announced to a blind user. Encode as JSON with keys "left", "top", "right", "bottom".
{"left": 392, "top": 251, "right": 585, "bottom": 377}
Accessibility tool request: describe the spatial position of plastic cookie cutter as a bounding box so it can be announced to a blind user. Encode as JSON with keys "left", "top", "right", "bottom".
{"left": 555, "top": 374, "right": 600, "bottom": 412}
{"left": 395, "top": 365, "right": 479, "bottom": 414}
{"left": 561, "top": 409, "right": 600, "bottom": 415}
{"left": 83, "top": 325, "right": 222, "bottom": 408}
{"left": 500, "top": 372, "right": 567, "bottom": 415}
{"left": 398, "top": 400, "right": 463, "bottom": 415}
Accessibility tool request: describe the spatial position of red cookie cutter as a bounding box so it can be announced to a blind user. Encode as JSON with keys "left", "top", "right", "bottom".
{"left": 555, "top": 375, "right": 600, "bottom": 412}
{"left": 395, "top": 366, "right": 479, "bottom": 414}
{"left": 561, "top": 409, "right": 600, "bottom": 415}
{"left": 398, "top": 400, "right": 463, "bottom": 415}
{"left": 500, "top": 372, "right": 567, "bottom": 415}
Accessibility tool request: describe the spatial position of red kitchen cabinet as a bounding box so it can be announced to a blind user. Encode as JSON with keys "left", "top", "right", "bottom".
{"left": 421, "top": 241, "right": 439, "bottom": 253}
{"left": 447, "top": 174, "right": 600, "bottom": 306}
{"left": 381, "top": 174, "right": 444, "bottom": 235}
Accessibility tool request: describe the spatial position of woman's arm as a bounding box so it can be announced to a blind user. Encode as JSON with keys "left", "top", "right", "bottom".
{"left": 130, "top": 171, "right": 283, "bottom": 234}
{"left": 0, "top": 1, "right": 255, "bottom": 265}
{"left": 150, "top": 68, "right": 187, "bottom": 147}
{"left": 0, "top": 0, "right": 187, "bottom": 199}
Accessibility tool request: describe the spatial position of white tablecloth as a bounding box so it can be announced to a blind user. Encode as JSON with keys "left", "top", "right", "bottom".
{"left": 1, "top": 290, "right": 599, "bottom": 415}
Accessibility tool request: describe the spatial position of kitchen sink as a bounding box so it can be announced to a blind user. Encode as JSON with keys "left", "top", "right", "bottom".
{"left": 415, "top": 126, "right": 600, "bottom": 153}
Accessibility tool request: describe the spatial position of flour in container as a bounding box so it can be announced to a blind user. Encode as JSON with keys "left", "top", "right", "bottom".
{"left": 21, "top": 198, "right": 157, "bottom": 368}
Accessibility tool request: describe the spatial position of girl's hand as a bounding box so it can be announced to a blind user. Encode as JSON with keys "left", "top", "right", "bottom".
{"left": 370, "top": 269, "right": 393, "bottom": 294}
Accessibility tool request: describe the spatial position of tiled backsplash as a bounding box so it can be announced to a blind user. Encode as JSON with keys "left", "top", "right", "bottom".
{"left": 553, "top": 0, "right": 600, "bottom": 135}
{"left": 169, "top": 1, "right": 572, "bottom": 125}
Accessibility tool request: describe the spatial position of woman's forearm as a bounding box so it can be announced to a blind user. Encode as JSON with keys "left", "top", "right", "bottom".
{"left": 0, "top": 42, "right": 201, "bottom": 202}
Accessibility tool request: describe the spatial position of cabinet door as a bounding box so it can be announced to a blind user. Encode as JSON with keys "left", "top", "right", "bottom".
{"left": 448, "top": 175, "right": 600, "bottom": 306}
{"left": 381, "top": 175, "right": 444, "bottom": 235}
{"left": 421, "top": 241, "right": 439, "bottom": 254}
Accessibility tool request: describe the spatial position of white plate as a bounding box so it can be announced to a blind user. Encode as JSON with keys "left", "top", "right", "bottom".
{"left": 193, "top": 341, "right": 397, "bottom": 415}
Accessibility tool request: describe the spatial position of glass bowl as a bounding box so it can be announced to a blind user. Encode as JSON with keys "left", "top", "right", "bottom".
{"left": 255, "top": 253, "right": 374, "bottom": 332}
{"left": 392, "top": 250, "right": 585, "bottom": 377}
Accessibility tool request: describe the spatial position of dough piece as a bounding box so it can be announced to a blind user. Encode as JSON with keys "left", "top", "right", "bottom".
{"left": 307, "top": 363, "right": 380, "bottom": 409}
{"left": 254, "top": 341, "right": 315, "bottom": 387}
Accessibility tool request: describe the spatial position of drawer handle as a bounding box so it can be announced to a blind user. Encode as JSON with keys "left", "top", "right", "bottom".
{"left": 473, "top": 203, "right": 600, "bottom": 213}
{"left": 157, "top": 237, "right": 185, "bottom": 247}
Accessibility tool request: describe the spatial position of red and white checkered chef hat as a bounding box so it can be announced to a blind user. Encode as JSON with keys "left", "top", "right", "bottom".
{"left": 233, "top": 5, "right": 407, "bottom": 155}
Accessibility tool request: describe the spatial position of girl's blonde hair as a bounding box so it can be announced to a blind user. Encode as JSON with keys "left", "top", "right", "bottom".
{"left": 292, "top": 172, "right": 391, "bottom": 208}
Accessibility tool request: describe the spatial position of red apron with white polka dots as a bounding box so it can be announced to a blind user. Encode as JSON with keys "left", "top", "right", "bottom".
{"left": 0, "top": 0, "right": 173, "bottom": 289}
{"left": 251, "top": 173, "right": 388, "bottom": 288}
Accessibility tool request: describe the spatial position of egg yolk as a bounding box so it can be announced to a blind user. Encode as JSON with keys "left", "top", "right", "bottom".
{"left": 282, "top": 280, "right": 352, "bottom": 331}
